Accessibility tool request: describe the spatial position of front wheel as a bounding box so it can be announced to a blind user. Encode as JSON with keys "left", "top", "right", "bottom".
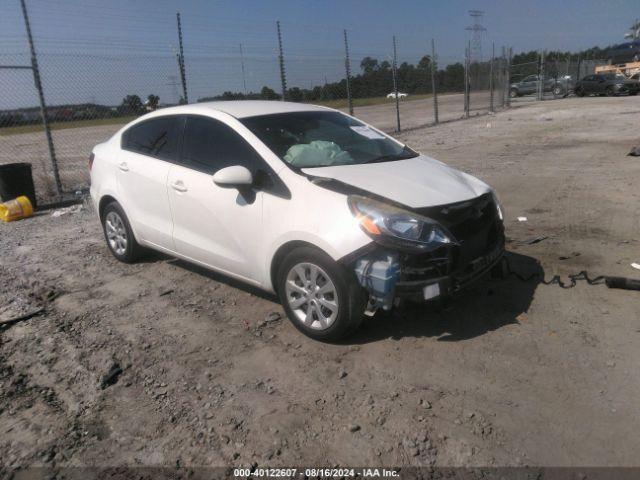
{"left": 509, "top": 89, "right": 518, "bottom": 98}
{"left": 575, "top": 87, "right": 585, "bottom": 97}
{"left": 276, "top": 246, "right": 367, "bottom": 342}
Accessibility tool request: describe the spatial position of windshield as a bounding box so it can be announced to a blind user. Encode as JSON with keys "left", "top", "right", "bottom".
{"left": 240, "top": 111, "right": 418, "bottom": 168}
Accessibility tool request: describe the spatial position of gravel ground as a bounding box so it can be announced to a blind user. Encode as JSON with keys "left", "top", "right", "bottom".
{"left": 1, "top": 95, "right": 639, "bottom": 473}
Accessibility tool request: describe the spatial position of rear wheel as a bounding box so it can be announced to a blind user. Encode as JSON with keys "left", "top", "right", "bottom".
{"left": 552, "top": 85, "right": 563, "bottom": 97}
{"left": 575, "top": 87, "right": 585, "bottom": 97}
{"left": 276, "top": 246, "right": 367, "bottom": 342}
{"left": 509, "top": 89, "right": 518, "bottom": 98}
{"left": 102, "top": 201, "right": 143, "bottom": 263}
{"left": 605, "top": 86, "right": 615, "bottom": 97}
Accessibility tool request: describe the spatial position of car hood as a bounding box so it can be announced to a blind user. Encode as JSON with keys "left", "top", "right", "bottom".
{"left": 301, "top": 155, "right": 491, "bottom": 209}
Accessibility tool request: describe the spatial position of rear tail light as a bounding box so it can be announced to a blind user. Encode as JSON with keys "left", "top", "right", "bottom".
{"left": 89, "top": 152, "right": 95, "bottom": 171}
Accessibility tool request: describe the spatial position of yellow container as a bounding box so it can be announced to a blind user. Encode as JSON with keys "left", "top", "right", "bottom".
{"left": 0, "top": 195, "right": 34, "bottom": 222}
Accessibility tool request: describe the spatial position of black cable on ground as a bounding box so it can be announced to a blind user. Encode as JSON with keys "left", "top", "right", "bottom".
{"left": 503, "top": 256, "right": 606, "bottom": 289}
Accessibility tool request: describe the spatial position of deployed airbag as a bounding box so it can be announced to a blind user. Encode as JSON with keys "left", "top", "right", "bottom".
{"left": 284, "top": 140, "right": 353, "bottom": 167}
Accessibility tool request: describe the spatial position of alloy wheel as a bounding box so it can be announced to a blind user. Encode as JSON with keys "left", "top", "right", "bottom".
{"left": 284, "top": 262, "right": 339, "bottom": 330}
{"left": 105, "top": 211, "right": 128, "bottom": 256}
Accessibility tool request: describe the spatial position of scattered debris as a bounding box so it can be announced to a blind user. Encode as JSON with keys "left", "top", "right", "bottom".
{"left": 158, "top": 288, "right": 174, "bottom": 296}
{"left": 348, "top": 424, "right": 361, "bottom": 432}
{"left": 100, "top": 362, "right": 123, "bottom": 389}
{"left": 264, "top": 312, "right": 281, "bottom": 323}
{"left": 518, "top": 235, "right": 547, "bottom": 245}
{"left": 51, "top": 204, "right": 82, "bottom": 218}
{"left": 517, "top": 216, "right": 528, "bottom": 222}
{"left": 338, "top": 370, "right": 348, "bottom": 379}
{"left": 631, "top": 263, "right": 640, "bottom": 271}
{"left": 605, "top": 276, "right": 640, "bottom": 291}
{"left": 0, "top": 307, "right": 45, "bottom": 327}
{"left": 627, "top": 146, "right": 640, "bottom": 156}
{"left": 559, "top": 252, "right": 581, "bottom": 260}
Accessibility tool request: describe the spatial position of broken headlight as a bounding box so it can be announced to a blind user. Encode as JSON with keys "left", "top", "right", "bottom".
{"left": 348, "top": 195, "right": 456, "bottom": 252}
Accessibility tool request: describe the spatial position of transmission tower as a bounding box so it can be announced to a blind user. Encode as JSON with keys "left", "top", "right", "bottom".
{"left": 465, "top": 10, "right": 486, "bottom": 63}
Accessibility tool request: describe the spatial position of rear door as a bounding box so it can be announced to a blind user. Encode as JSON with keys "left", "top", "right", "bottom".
{"left": 520, "top": 75, "right": 538, "bottom": 95}
{"left": 580, "top": 75, "right": 597, "bottom": 94}
{"left": 167, "top": 115, "right": 268, "bottom": 282}
{"left": 117, "top": 116, "right": 182, "bottom": 250}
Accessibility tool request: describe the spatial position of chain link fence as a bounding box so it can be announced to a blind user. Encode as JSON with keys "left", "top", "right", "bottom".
{"left": 1, "top": 3, "right": 511, "bottom": 204}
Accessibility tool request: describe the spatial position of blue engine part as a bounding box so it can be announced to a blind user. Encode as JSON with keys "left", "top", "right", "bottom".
{"left": 354, "top": 251, "right": 400, "bottom": 311}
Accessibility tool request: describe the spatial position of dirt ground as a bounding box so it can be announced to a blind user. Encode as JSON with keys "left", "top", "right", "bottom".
{"left": 1, "top": 95, "right": 639, "bottom": 473}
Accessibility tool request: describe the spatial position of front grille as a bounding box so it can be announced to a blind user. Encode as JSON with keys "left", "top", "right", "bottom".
{"left": 413, "top": 193, "right": 503, "bottom": 270}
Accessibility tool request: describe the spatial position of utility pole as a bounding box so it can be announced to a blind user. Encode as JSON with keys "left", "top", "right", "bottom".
{"left": 392, "top": 35, "right": 401, "bottom": 132}
{"left": 343, "top": 29, "right": 353, "bottom": 116}
{"left": 430, "top": 38, "right": 438, "bottom": 124}
{"left": 20, "top": 0, "right": 61, "bottom": 196}
{"left": 276, "top": 21, "right": 287, "bottom": 101}
{"left": 176, "top": 12, "right": 188, "bottom": 103}
{"left": 239, "top": 43, "right": 247, "bottom": 96}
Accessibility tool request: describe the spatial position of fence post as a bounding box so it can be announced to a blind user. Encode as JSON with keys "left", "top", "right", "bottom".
{"left": 489, "top": 42, "right": 494, "bottom": 112}
{"left": 176, "top": 12, "right": 188, "bottom": 103}
{"left": 506, "top": 47, "right": 512, "bottom": 107}
{"left": 20, "top": 0, "right": 62, "bottom": 196}
{"left": 464, "top": 42, "right": 470, "bottom": 118}
{"left": 276, "top": 21, "right": 287, "bottom": 101}
{"left": 239, "top": 43, "right": 247, "bottom": 96}
{"left": 343, "top": 29, "right": 353, "bottom": 116}
{"left": 392, "top": 35, "right": 401, "bottom": 132}
{"left": 430, "top": 38, "right": 438, "bottom": 124}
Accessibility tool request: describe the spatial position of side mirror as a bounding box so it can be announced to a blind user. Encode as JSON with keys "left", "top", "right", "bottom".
{"left": 212, "top": 165, "right": 253, "bottom": 188}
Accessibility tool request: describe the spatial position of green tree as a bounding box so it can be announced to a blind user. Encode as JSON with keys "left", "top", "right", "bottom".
{"left": 119, "top": 95, "right": 144, "bottom": 115}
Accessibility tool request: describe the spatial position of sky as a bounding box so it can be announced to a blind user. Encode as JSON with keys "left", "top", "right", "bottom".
{"left": 1, "top": 0, "right": 638, "bottom": 108}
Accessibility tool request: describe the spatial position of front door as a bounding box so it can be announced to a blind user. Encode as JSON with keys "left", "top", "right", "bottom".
{"left": 167, "top": 115, "right": 266, "bottom": 282}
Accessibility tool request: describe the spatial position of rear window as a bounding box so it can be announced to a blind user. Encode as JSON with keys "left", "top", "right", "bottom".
{"left": 122, "top": 116, "right": 181, "bottom": 161}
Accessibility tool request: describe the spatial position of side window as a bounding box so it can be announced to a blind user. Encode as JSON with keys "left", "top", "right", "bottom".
{"left": 523, "top": 75, "right": 537, "bottom": 82}
{"left": 181, "top": 116, "right": 263, "bottom": 174}
{"left": 122, "top": 116, "right": 181, "bottom": 161}
{"left": 583, "top": 75, "right": 595, "bottom": 82}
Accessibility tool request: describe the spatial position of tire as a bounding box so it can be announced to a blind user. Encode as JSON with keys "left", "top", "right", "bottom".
{"left": 605, "top": 86, "right": 615, "bottom": 97}
{"left": 575, "top": 87, "right": 585, "bottom": 97}
{"left": 553, "top": 85, "right": 563, "bottom": 97}
{"left": 509, "top": 89, "right": 518, "bottom": 98}
{"left": 276, "top": 246, "right": 367, "bottom": 342}
{"left": 101, "top": 201, "right": 144, "bottom": 263}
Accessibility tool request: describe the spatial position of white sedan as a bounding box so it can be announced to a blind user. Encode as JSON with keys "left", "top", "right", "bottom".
{"left": 386, "top": 92, "right": 408, "bottom": 99}
{"left": 90, "top": 101, "right": 504, "bottom": 341}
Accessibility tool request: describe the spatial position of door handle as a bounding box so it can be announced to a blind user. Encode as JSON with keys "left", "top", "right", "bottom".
{"left": 170, "top": 180, "right": 188, "bottom": 193}
{"left": 118, "top": 162, "right": 129, "bottom": 172}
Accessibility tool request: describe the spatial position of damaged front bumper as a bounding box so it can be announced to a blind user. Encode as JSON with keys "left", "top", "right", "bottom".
{"left": 346, "top": 192, "right": 505, "bottom": 312}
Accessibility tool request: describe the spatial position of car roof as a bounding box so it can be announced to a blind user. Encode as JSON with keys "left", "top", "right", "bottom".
{"left": 146, "top": 100, "right": 332, "bottom": 120}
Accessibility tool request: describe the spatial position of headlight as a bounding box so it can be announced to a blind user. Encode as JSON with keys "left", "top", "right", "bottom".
{"left": 348, "top": 195, "right": 455, "bottom": 252}
{"left": 490, "top": 189, "right": 504, "bottom": 221}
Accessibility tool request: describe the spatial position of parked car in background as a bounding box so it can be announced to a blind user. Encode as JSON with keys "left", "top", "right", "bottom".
{"left": 574, "top": 73, "right": 640, "bottom": 96}
{"left": 90, "top": 101, "right": 505, "bottom": 341}
{"left": 509, "top": 74, "right": 573, "bottom": 98}
{"left": 607, "top": 40, "right": 640, "bottom": 64}
{"left": 386, "top": 92, "right": 408, "bottom": 99}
